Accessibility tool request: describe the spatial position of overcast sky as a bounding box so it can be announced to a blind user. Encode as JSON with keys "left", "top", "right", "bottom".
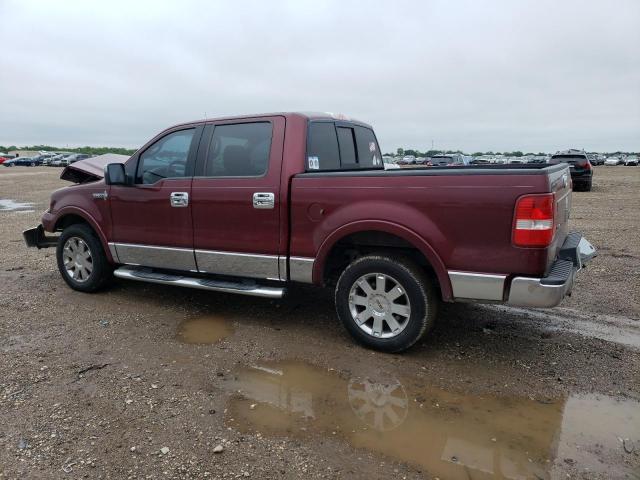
{"left": 1, "top": 0, "right": 638, "bottom": 153}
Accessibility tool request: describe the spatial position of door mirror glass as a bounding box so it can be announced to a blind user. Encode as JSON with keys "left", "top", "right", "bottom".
{"left": 104, "top": 163, "right": 127, "bottom": 185}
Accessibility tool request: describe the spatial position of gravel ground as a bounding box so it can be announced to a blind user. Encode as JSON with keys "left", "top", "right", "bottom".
{"left": 0, "top": 166, "right": 638, "bottom": 479}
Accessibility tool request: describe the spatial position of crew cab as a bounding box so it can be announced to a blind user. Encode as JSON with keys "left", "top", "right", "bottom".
{"left": 24, "top": 112, "right": 596, "bottom": 352}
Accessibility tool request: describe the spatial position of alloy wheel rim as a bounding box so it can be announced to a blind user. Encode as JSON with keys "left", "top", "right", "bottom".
{"left": 348, "top": 273, "right": 411, "bottom": 339}
{"left": 63, "top": 237, "right": 93, "bottom": 283}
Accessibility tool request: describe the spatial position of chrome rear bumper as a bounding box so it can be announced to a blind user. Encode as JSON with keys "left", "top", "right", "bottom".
{"left": 507, "top": 232, "right": 596, "bottom": 308}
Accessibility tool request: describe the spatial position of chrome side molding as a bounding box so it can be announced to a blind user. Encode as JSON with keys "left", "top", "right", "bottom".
{"left": 289, "top": 256, "right": 314, "bottom": 283}
{"left": 448, "top": 271, "right": 507, "bottom": 302}
{"left": 113, "top": 266, "right": 285, "bottom": 299}
{"left": 195, "top": 249, "right": 280, "bottom": 281}
{"left": 113, "top": 243, "right": 197, "bottom": 271}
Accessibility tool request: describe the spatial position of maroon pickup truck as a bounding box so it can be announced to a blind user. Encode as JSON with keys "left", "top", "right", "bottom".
{"left": 24, "top": 112, "right": 596, "bottom": 352}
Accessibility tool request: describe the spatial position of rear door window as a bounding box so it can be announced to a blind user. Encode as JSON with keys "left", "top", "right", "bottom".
{"left": 307, "top": 122, "right": 340, "bottom": 171}
{"left": 204, "top": 122, "right": 272, "bottom": 177}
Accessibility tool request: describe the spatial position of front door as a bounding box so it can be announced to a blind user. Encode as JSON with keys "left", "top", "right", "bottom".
{"left": 110, "top": 125, "right": 202, "bottom": 271}
{"left": 191, "top": 117, "right": 284, "bottom": 280}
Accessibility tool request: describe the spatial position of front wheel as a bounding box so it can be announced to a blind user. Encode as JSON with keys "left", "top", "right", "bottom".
{"left": 56, "top": 224, "right": 113, "bottom": 292}
{"left": 335, "top": 254, "right": 438, "bottom": 353}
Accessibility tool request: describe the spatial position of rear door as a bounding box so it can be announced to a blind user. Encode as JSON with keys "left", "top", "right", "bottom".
{"left": 191, "top": 116, "right": 285, "bottom": 280}
{"left": 110, "top": 125, "right": 203, "bottom": 271}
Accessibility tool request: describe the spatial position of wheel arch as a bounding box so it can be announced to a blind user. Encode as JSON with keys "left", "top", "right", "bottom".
{"left": 53, "top": 207, "right": 115, "bottom": 263}
{"left": 313, "top": 221, "right": 452, "bottom": 301}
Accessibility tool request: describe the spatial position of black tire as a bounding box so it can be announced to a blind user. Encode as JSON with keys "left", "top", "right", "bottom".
{"left": 335, "top": 254, "right": 438, "bottom": 353}
{"left": 56, "top": 223, "right": 113, "bottom": 292}
{"left": 583, "top": 180, "right": 592, "bottom": 191}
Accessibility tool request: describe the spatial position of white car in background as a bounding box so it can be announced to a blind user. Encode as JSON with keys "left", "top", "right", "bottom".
{"left": 624, "top": 156, "right": 638, "bottom": 166}
{"left": 604, "top": 157, "right": 622, "bottom": 166}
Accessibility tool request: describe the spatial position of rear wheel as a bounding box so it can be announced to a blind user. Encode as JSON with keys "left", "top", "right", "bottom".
{"left": 335, "top": 254, "right": 438, "bottom": 352}
{"left": 56, "top": 224, "right": 112, "bottom": 292}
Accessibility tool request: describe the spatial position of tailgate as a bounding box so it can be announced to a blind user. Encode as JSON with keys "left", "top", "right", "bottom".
{"left": 546, "top": 165, "right": 572, "bottom": 273}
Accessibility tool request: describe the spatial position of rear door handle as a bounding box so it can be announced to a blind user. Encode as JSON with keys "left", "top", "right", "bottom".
{"left": 253, "top": 192, "right": 275, "bottom": 209}
{"left": 170, "top": 192, "right": 189, "bottom": 207}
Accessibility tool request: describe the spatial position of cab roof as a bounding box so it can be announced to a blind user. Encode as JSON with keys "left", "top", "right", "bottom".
{"left": 169, "top": 112, "right": 372, "bottom": 130}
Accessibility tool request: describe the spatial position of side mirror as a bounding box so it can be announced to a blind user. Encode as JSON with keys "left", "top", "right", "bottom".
{"left": 104, "top": 163, "right": 127, "bottom": 185}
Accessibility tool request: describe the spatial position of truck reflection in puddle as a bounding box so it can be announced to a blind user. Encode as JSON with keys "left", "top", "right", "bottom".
{"left": 226, "top": 361, "right": 638, "bottom": 479}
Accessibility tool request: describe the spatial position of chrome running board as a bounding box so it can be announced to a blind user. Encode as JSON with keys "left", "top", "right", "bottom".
{"left": 113, "top": 266, "right": 285, "bottom": 299}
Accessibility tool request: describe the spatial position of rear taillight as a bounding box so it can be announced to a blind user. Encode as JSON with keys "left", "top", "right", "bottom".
{"left": 513, "top": 193, "right": 555, "bottom": 247}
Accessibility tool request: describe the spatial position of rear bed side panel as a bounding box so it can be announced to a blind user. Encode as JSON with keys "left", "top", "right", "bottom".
{"left": 290, "top": 171, "right": 556, "bottom": 296}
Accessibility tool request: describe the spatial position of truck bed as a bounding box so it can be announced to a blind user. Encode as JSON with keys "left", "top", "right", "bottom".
{"left": 289, "top": 163, "right": 572, "bottom": 297}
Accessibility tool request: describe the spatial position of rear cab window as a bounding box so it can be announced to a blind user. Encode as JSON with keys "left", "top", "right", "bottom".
{"left": 306, "top": 121, "right": 383, "bottom": 171}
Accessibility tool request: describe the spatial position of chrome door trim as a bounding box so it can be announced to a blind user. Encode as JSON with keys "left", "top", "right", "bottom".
{"left": 289, "top": 256, "right": 314, "bottom": 284}
{"left": 195, "top": 249, "right": 281, "bottom": 281}
{"left": 448, "top": 271, "right": 507, "bottom": 301}
{"left": 252, "top": 192, "right": 275, "bottom": 209}
{"left": 114, "top": 243, "right": 197, "bottom": 271}
{"left": 170, "top": 191, "right": 189, "bottom": 207}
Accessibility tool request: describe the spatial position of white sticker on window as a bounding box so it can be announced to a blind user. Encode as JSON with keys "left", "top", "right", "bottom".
{"left": 308, "top": 156, "right": 319, "bottom": 170}
{"left": 369, "top": 142, "right": 376, "bottom": 152}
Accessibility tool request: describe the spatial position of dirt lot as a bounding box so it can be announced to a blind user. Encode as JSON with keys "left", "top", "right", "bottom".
{"left": 1, "top": 166, "right": 638, "bottom": 479}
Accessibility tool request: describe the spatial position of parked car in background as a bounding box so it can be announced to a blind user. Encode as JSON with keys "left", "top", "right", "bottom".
{"left": 587, "top": 154, "right": 603, "bottom": 166}
{"left": 63, "top": 153, "right": 91, "bottom": 166}
{"left": 604, "top": 157, "right": 623, "bottom": 166}
{"left": 33, "top": 153, "right": 55, "bottom": 165}
{"left": 430, "top": 154, "right": 467, "bottom": 166}
{"left": 624, "top": 156, "right": 638, "bottom": 166}
{"left": 548, "top": 150, "right": 593, "bottom": 191}
{"left": 396, "top": 155, "right": 416, "bottom": 165}
{"left": 3, "top": 156, "right": 42, "bottom": 167}
{"left": 469, "top": 158, "right": 491, "bottom": 165}
{"left": 49, "top": 154, "right": 71, "bottom": 166}
{"left": 527, "top": 157, "right": 548, "bottom": 164}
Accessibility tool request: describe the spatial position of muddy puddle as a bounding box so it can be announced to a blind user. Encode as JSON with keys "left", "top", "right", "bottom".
{"left": 226, "top": 360, "right": 639, "bottom": 479}
{"left": 176, "top": 315, "right": 234, "bottom": 344}
{"left": 0, "top": 199, "right": 35, "bottom": 212}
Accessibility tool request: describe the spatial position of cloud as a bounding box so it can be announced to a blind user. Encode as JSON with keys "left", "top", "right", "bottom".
{"left": 1, "top": 0, "right": 638, "bottom": 152}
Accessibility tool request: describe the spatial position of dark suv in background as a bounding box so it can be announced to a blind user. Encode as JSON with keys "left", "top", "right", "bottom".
{"left": 549, "top": 150, "right": 593, "bottom": 191}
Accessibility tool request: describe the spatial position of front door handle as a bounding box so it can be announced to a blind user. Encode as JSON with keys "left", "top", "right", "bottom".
{"left": 253, "top": 192, "right": 275, "bottom": 209}
{"left": 170, "top": 191, "right": 189, "bottom": 207}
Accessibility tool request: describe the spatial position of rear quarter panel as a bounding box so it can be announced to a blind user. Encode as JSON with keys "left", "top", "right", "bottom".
{"left": 290, "top": 169, "right": 563, "bottom": 298}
